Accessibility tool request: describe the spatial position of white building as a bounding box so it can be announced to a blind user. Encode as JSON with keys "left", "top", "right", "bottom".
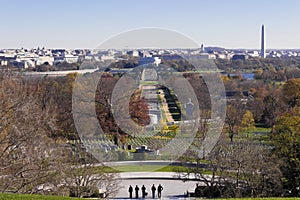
{"left": 127, "top": 50, "right": 139, "bottom": 57}
{"left": 138, "top": 56, "right": 161, "bottom": 66}
{"left": 36, "top": 56, "right": 54, "bottom": 65}
{"left": 100, "top": 55, "right": 115, "bottom": 61}
{"left": 64, "top": 55, "right": 78, "bottom": 64}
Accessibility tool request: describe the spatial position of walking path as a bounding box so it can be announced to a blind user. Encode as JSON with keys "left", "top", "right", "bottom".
{"left": 115, "top": 172, "right": 198, "bottom": 199}
{"left": 158, "top": 90, "right": 174, "bottom": 123}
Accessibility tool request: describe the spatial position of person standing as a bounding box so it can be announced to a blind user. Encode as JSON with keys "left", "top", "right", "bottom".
{"left": 128, "top": 185, "right": 133, "bottom": 199}
{"left": 142, "top": 185, "right": 146, "bottom": 198}
{"left": 151, "top": 184, "right": 156, "bottom": 198}
{"left": 135, "top": 185, "right": 140, "bottom": 199}
{"left": 194, "top": 183, "right": 200, "bottom": 197}
{"left": 157, "top": 184, "right": 163, "bottom": 198}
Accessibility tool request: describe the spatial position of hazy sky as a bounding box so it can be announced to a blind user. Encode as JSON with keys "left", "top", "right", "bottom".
{"left": 1, "top": 0, "right": 300, "bottom": 49}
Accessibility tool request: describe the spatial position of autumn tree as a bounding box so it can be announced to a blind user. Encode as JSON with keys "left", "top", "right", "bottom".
{"left": 271, "top": 107, "right": 300, "bottom": 196}
{"left": 282, "top": 78, "right": 300, "bottom": 108}
{"left": 0, "top": 72, "right": 121, "bottom": 196}
{"left": 39, "top": 73, "right": 78, "bottom": 140}
{"left": 241, "top": 110, "right": 255, "bottom": 131}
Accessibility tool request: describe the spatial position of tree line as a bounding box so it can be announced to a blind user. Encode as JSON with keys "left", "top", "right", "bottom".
{"left": 178, "top": 72, "right": 300, "bottom": 197}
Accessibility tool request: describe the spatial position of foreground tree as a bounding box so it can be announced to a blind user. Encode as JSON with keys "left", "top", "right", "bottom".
{"left": 59, "top": 146, "right": 120, "bottom": 198}
{"left": 0, "top": 72, "right": 120, "bottom": 196}
{"left": 178, "top": 135, "right": 282, "bottom": 198}
{"left": 0, "top": 73, "right": 60, "bottom": 193}
{"left": 271, "top": 107, "right": 300, "bottom": 196}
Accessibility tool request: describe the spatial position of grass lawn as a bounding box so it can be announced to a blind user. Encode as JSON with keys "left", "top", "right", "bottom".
{"left": 113, "top": 164, "right": 187, "bottom": 172}
{"left": 219, "top": 199, "right": 300, "bottom": 200}
{"left": 112, "top": 164, "right": 213, "bottom": 174}
{"left": 140, "top": 81, "right": 158, "bottom": 85}
{"left": 2, "top": 193, "right": 300, "bottom": 200}
{"left": 0, "top": 193, "right": 81, "bottom": 200}
{"left": 238, "top": 126, "right": 271, "bottom": 142}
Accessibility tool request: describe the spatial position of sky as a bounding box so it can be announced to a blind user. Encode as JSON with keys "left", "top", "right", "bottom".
{"left": 1, "top": 0, "right": 300, "bottom": 49}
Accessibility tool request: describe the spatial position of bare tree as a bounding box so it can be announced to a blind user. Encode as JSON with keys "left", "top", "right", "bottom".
{"left": 59, "top": 146, "right": 120, "bottom": 198}
{"left": 0, "top": 72, "right": 59, "bottom": 193}
{"left": 225, "top": 101, "right": 245, "bottom": 142}
{"left": 0, "top": 72, "right": 121, "bottom": 197}
{"left": 178, "top": 134, "right": 282, "bottom": 198}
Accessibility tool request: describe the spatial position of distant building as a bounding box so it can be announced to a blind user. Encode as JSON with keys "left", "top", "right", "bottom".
{"left": 64, "top": 55, "right": 79, "bottom": 63}
{"left": 208, "top": 54, "right": 216, "bottom": 59}
{"left": 247, "top": 50, "right": 259, "bottom": 58}
{"left": 36, "top": 56, "right": 54, "bottom": 65}
{"left": 54, "top": 54, "right": 78, "bottom": 64}
{"left": 138, "top": 56, "right": 161, "bottom": 66}
{"left": 268, "top": 51, "right": 282, "bottom": 58}
{"left": 198, "top": 53, "right": 210, "bottom": 59}
{"left": 24, "top": 60, "right": 36, "bottom": 68}
{"left": 127, "top": 50, "right": 139, "bottom": 57}
{"left": 216, "top": 53, "right": 227, "bottom": 59}
{"left": 0, "top": 54, "right": 15, "bottom": 66}
{"left": 100, "top": 55, "right": 114, "bottom": 61}
{"left": 232, "top": 54, "right": 248, "bottom": 61}
{"left": 139, "top": 51, "right": 151, "bottom": 57}
{"left": 0, "top": 60, "right": 8, "bottom": 66}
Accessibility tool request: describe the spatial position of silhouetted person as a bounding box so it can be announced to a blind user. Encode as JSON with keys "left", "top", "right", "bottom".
{"left": 128, "top": 185, "right": 133, "bottom": 199}
{"left": 135, "top": 185, "right": 139, "bottom": 199}
{"left": 157, "top": 184, "right": 163, "bottom": 198}
{"left": 194, "top": 183, "right": 200, "bottom": 197}
{"left": 142, "top": 185, "right": 146, "bottom": 198}
{"left": 151, "top": 184, "right": 156, "bottom": 198}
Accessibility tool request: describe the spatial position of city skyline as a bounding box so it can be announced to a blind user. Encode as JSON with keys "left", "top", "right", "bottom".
{"left": 1, "top": 0, "right": 300, "bottom": 49}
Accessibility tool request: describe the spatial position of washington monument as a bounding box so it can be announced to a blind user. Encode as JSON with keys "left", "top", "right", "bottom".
{"left": 261, "top": 24, "right": 266, "bottom": 58}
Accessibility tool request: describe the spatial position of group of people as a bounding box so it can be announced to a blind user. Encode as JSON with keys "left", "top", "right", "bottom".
{"left": 128, "top": 184, "right": 163, "bottom": 199}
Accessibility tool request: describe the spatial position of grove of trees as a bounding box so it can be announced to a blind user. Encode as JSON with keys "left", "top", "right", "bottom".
{"left": 2, "top": 55, "right": 300, "bottom": 198}
{"left": 0, "top": 71, "right": 125, "bottom": 197}
{"left": 177, "top": 73, "right": 300, "bottom": 197}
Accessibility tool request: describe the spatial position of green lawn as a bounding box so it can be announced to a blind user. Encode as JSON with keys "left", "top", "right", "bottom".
{"left": 0, "top": 193, "right": 81, "bottom": 200}
{"left": 218, "top": 199, "right": 300, "bottom": 200}
{"left": 2, "top": 193, "right": 300, "bottom": 200}
{"left": 113, "top": 164, "right": 187, "bottom": 172}
{"left": 238, "top": 126, "right": 271, "bottom": 142}
{"left": 140, "top": 81, "right": 158, "bottom": 85}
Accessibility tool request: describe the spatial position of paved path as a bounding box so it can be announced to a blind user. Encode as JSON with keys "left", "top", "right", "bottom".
{"left": 114, "top": 172, "right": 200, "bottom": 199}
{"left": 158, "top": 90, "right": 174, "bottom": 123}
{"left": 119, "top": 172, "right": 179, "bottom": 179}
